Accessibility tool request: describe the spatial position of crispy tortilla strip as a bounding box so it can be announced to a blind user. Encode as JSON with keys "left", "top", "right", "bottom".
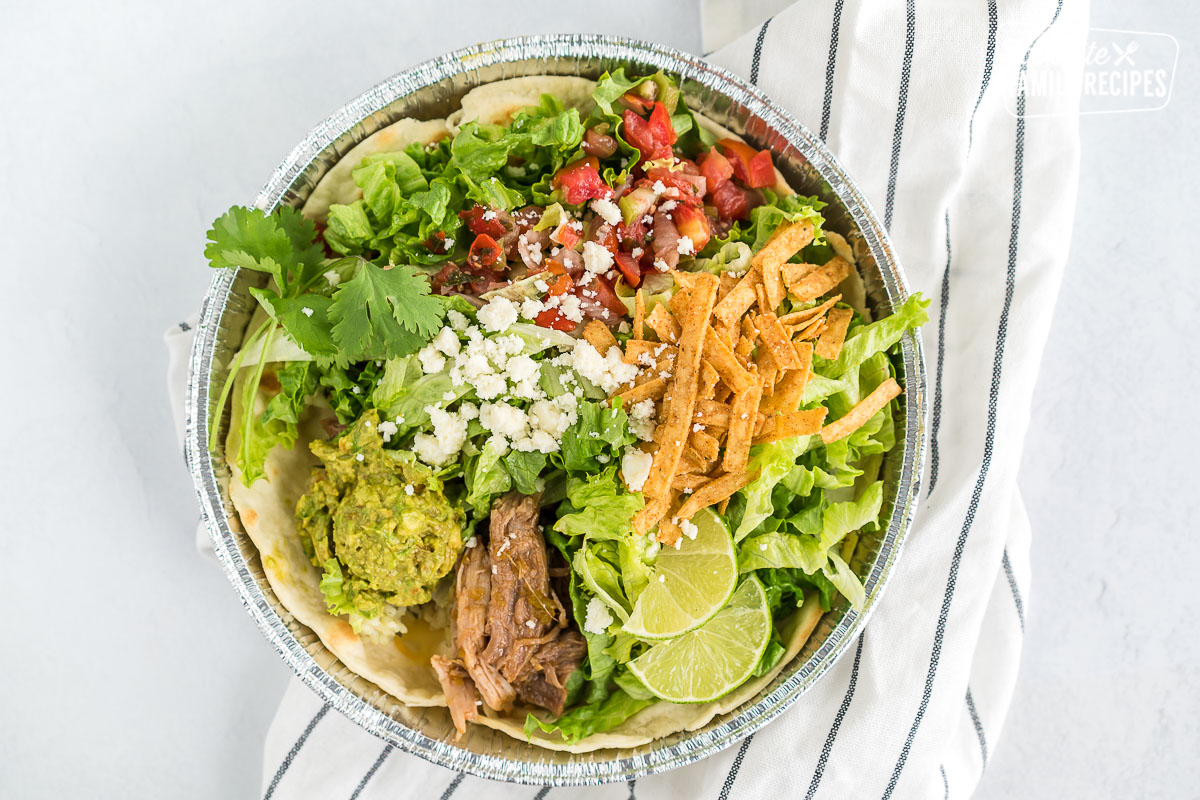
{"left": 671, "top": 473, "right": 710, "bottom": 491}
{"left": 779, "top": 294, "right": 842, "bottom": 325}
{"left": 633, "top": 289, "right": 646, "bottom": 340}
{"left": 671, "top": 269, "right": 700, "bottom": 291}
{"left": 754, "top": 220, "right": 815, "bottom": 310}
{"left": 754, "top": 283, "right": 771, "bottom": 314}
{"left": 754, "top": 408, "right": 828, "bottom": 444}
{"left": 694, "top": 399, "right": 731, "bottom": 430}
{"left": 735, "top": 316, "right": 758, "bottom": 362}
{"left": 793, "top": 316, "right": 827, "bottom": 341}
{"left": 755, "top": 312, "right": 802, "bottom": 370}
{"left": 699, "top": 361, "right": 720, "bottom": 400}
{"left": 657, "top": 516, "right": 683, "bottom": 547}
{"left": 760, "top": 343, "right": 812, "bottom": 415}
{"left": 633, "top": 495, "right": 673, "bottom": 537}
{"left": 712, "top": 265, "right": 760, "bottom": 327}
{"left": 814, "top": 307, "right": 853, "bottom": 360}
{"left": 583, "top": 320, "right": 619, "bottom": 355}
{"left": 624, "top": 340, "right": 677, "bottom": 366}
{"left": 786, "top": 256, "right": 852, "bottom": 303}
{"left": 754, "top": 343, "right": 777, "bottom": 392}
{"left": 703, "top": 333, "right": 755, "bottom": 393}
{"left": 611, "top": 378, "right": 667, "bottom": 406}
{"left": 690, "top": 429, "right": 721, "bottom": 463}
{"left": 820, "top": 377, "right": 901, "bottom": 444}
{"left": 668, "top": 287, "right": 691, "bottom": 318}
{"left": 675, "top": 471, "right": 758, "bottom": 521}
{"left": 717, "top": 272, "right": 739, "bottom": 304}
{"left": 714, "top": 384, "right": 733, "bottom": 403}
{"left": 642, "top": 273, "right": 719, "bottom": 499}
{"left": 678, "top": 449, "right": 706, "bottom": 475}
{"left": 645, "top": 302, "right": 680, "bottom": 344}
{"left": 722, "top": 382, "right": 762, "bottom": 474}
{"left": 683, "top": 445, "right": 715, "bottom": 474}
{"left": 717, "top": 496, "right": 731, "bottom": 515}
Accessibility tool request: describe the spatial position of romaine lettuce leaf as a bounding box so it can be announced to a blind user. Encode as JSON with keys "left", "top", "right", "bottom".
{"left": 524, "top": 689, "right": 655, "bottom": 744}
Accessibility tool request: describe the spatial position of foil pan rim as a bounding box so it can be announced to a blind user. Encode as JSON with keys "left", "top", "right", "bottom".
{"left": 185, "top": 33, "right": 928, "bottom": 786}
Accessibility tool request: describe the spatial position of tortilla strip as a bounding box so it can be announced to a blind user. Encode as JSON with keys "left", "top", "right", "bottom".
{"left": 611, "top": 378, "right": 666, "bottom": 406}
{"left": 646, "top": 303, "right": 680, "bottom": 344}
{"left": 699, "top": 361, "right": 720, "bottom": 400}
{"left": 703, "top": 333, "right": 755, "bottom": 393}
{"left": 641, "top": 273, "right": 719, "bottom": 499}
{"left": 786, "top": 257, "right": 852, "bottom": 303}
{"left": 714, "top": 384, "right": 733, "bottom": 403}
{"left": 779, "top": 294, "right": 842, "bottom": 326}
{"left": 814, "top": 307, "right": 853, "bottom": 360}
{"left": 689, "top": 429, "right": 721, "bottom": 463}
{"left": 583, "top": 320, "right": 619, "bottom": 355}
{"left": 633, "top": 289, "right": 646, "bottom": 340}
{"left": 668, "top": 287, "right": 691, "bottom": 319}
{"left": 753, "top": 220, "right": 815, "bottom": 310}
{"left": 624, "top": 340, "right": 677, "bottom": 366}
{"left": 754, "top": 408, "right": 828, "bottom": 444}
{"left": 677, "top": 449, "right": 706, "bottom": 475}
{"left": 694, "top": 399, "right": 732, "bottom": 429}
{"left": 754, "top": 343, "right": 778, "bottom": 392}
{"left": 755, "top": 311, "right": 803, "bottom": 370}
{"left": 675, "top": 471, "right": 759, "bottom": 521}
{"left": 760, "top": 343, "right": 813, "bottom": 415}
{"left": 754, "top": 283, "right": 771, "bottom": 314}
{"left": 671, "top": 473, "right": 710, "bottom": 491}
{"left": 722, "top": 382, "right": 762, "bottom": 474}
{"left": 717, "top": 272, "right": 739, "bottom": 304}
{"left": 657, "top": 516, "right": 683, "bottom": 547}
{"left": 633, "top": 494, "right": 673, "bottom": 536}
{"left": 793, "top": 316, "right": 827, "bottom": 341}
{"left": 712, "top": 265, "right": 760, "bottom": 328}
{"left": 820, "top": 377, "right": 901, "bottom": 444}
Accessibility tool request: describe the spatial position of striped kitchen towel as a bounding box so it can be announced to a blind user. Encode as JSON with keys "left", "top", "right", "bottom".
{"left": 169, "top": 1, "right": 1087, "bottom": 797}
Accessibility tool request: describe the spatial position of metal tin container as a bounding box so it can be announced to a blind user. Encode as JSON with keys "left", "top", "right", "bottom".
{"left": 185, "top": 34, "right": 927, "bottom": 786}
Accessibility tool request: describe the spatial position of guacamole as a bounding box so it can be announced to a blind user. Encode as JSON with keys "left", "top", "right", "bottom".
{"left": 297, "top": 410, "right": 465, "bottom": 625}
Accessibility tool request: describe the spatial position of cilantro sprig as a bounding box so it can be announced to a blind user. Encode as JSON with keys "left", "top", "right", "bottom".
{"left": 204, "top": 205, "right": 445, "bottom": 482}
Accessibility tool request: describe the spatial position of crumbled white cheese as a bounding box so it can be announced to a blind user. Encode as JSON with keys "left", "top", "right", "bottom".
{"left": 590, "top": 197, "right": 622, "bottom": 226}
{"left": 581, "top": 240, "right": 614, "bottom": 278}
{"left": 677, "top": 235, "right": 695, "bottom": 256}
{"left": 622, "top": 448, "right": 654, "bottom": 492}
{"left": 653, "top": 258, "right": 670, "bottom": 272}
{"left": 504, "top": 354, "right": 539, "bottom": 385}
{"left": 479, "top": 401, "right": 529, "bottom": 439}
{"left": 376, "top": 420, "right": 398, "bottom": 443}
{"left": 404, "top": 484, "right": 415, "bottom": 496}
{"left": 520, "top": 297, "right": 546, "bottom": 320}
{"left": 413, "top": 405, "right": 469, "bottom": 466}
{"left": 432, "top": 326, "right": 460, "bottom": 357}
{"left": 680, "top": 519, "right": 699, "bottom": 541}
{"left": 651, "top": 180, "right": 668, "bottom": 195}
{"left": 447, "top": 309, "right": 469, "bottom": 332}
{"left": 477, "top": 296, "right": 519, "bottom": 333}
{"left": 417, "top": 345, "right": 446, "bottom": 375}
{"left": 323, "top": 270, "right": 341, "bottom": 287}
{"left": 618, "top": 321, "right": 631, "bottom": 334}
{"left": 570, "top": 341, "right": 638, "bottom": 393}
{"left": 482, "top": 209, "right": 498, "bottom": 221}
{"left": 525, "top": 619, "right": 537, "bottom": 629}
{"left": 301, "top": 306, "right": 314, "bottom": 318}
{"left": 473, "top": 373, "right": 506, "bottom": 400}
{"left": 584, "top": 597, "right": 614, "bottom": 635}
{"left": 355, "top": 453, "right": 364, "bottom": 462}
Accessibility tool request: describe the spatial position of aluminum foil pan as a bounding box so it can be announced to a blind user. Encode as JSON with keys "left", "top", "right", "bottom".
{"left": 185, "top": 34, "right": 927, "bottom": 786}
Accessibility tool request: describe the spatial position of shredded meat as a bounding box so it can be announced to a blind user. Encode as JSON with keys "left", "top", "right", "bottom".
{"left": 454, "top": 543, "right": 515, "bottom": 713}
{"left": 433, "top": 492, "right": 586, "bottom": 733}
{"left": 430, "top": 655, "right": 478, "bottom": 736}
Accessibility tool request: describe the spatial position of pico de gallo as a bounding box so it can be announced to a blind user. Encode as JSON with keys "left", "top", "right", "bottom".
{"left": 318, "top": 69, "right": 831, "bottom": 334}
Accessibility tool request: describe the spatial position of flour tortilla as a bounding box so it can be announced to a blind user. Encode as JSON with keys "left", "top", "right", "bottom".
{"left": 226, "top": 75, "right": 851, "bottom": 751}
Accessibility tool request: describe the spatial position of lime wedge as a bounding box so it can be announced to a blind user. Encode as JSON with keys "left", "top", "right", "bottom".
{"left": 628, "top": 577, "right": 771, "bottom": 704}
{"left": 622, "top": 508, "right": 738, "bottom": 640}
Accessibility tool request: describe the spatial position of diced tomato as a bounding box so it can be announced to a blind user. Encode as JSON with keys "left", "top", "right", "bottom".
{"left": 621, "top": 90, "right": 654, "bottom": 114}
{"left": 551, "top": 218, "right": 582, "bottom": 249}
{"left": 535, "top": 308, "right": 576, "bottom": 331}
{"left": 746, "top": 150, "right": 775, "bottom": 188}
{"left": 544, "top": 259, "right": 574, "bottom": 296}
{"left": 712, "top": 179, "right": 749, "bottom": 221}
{"left": 587, "top": 219, "right": 620, "bottom": 253}
{"left": 553, "top": 156, "right": 612, "bottom": 205}
{"left": 590, "top": 277, "right": 630, "bottom": 320}
{"left": 699, "top": 147, "right": 735, "bottom": 192}
{"left": 647, "top": 102, "right": 678, "bottom": 147}
{"left": 467, "top": 233, "right": 503, "bottom": 271}
{"left": 672, "top": 206, "right": 712, "bottom": 252}
{"left": 644, "top": 167, "right": 706, "bottom": 204}
{"left": 613, "top": 251, "right": 642, "bottom": 287}
{"left": 622, "top": 109, "right": 673, "bottom": 163}
{"left": 717, "top": 138, "right": 775, "bottom": 189}
{"left": 458, "top": 205, "right": 506, "bottom": 238}
{"left": 425, "top": 230, "right": 450, "bottom": 254}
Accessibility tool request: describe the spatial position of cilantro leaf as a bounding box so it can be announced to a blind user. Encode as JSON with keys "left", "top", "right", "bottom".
{"left": 249, "top": 287, "right": 338, "bottom": 365}
{"left": 205, "top": 205, "right": 324, "bottom": 293}
{"left": 328, "top": 261, "right": 444, "bottom": 362}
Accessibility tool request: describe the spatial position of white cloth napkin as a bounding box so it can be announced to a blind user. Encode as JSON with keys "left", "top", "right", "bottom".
{"left": 167, "top": 1, "right": 1087, "bottom": 796}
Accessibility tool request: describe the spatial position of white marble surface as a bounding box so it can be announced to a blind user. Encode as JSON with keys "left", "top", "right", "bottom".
{"left": 0, "top": 2, "right": 1195, "bottom": 798}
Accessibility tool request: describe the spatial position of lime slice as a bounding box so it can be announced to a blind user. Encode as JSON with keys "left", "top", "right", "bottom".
{"left": 622, "top": 508, "right": 738, "bottom": 640}
{"left": 628, "top": 577, "right": 771, "bottom": 704}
